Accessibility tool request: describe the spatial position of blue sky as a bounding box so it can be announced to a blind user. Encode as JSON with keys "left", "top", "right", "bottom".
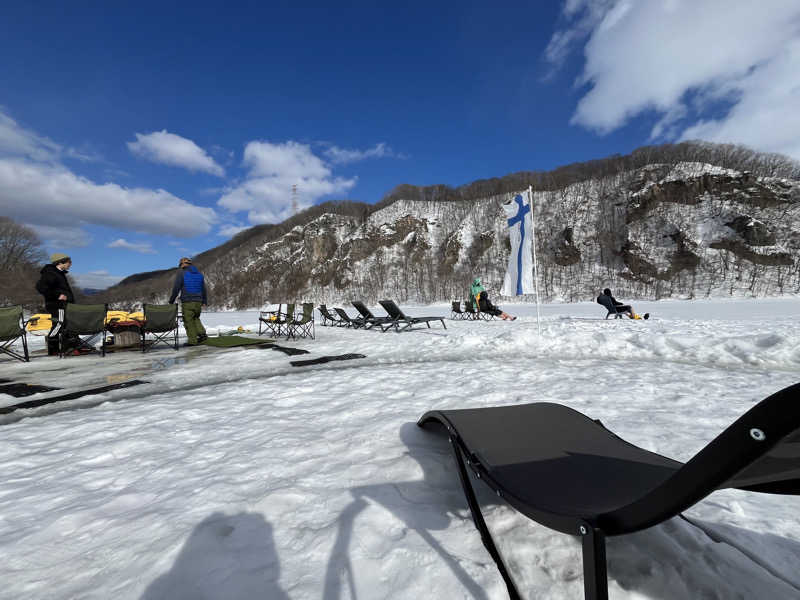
{"left": 2, "top": 1, "right": 799, "bottom": 289}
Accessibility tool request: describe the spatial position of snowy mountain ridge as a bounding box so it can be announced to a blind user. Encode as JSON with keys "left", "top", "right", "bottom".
{"left": 102, "top": 161, "right": 800, "bottom": 310}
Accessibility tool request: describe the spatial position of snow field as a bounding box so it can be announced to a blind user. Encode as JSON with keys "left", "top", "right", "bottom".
{"left": 0, "top": 297, "right": 799, "bottom": 599}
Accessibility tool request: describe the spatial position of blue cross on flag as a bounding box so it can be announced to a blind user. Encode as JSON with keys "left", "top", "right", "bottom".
{"left": 501, "top": 190, "right": 535, "bottom": 296}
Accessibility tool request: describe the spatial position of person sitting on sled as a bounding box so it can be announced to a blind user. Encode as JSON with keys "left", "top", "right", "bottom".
{"left": 470, "top": 277, "right": 516, "bottom": 321}
{"left": 598, "top": 288, "right": 649, "bottom": 320}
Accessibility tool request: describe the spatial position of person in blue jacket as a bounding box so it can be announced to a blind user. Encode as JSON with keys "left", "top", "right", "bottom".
{"left": 169, "top": 257, "right": 208, "bottom": 346}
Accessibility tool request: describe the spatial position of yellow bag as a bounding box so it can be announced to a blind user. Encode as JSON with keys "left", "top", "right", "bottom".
{"left": 26, "top": 313, "right": 52, "bottom": 335}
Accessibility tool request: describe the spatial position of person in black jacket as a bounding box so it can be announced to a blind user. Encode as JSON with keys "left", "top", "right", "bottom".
{"left": 36, "top": 253, "right": 76, "bottom": 355}
{"left": 597, "top": 288, "right": 649, "bottom": 320}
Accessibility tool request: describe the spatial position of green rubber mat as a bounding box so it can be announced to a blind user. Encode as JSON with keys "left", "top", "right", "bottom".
{"left": 201, "top": 335, "right": 274, "bottom": 347}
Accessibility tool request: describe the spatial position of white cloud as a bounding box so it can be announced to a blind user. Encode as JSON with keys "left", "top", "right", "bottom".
{"left": 547, "top": 1, "right": 800, "bottom": 160}
{"left": 128, "top": 130, "right": 225, "bottom": 176}
{"left": 0, "top": 109, "right": 102, "bottom": 164}
{"left": 323, "top": 142, "right": 397, "bottom": 165}
{"left": 0, "top": 110, "right": 218, "bottom": 246}
{"left": 218, "top": 141, "right": 356, "bottom": 225}
{"left": 107, "top": 238, "right": 157, "bottom": 254}
{"left": 71, "top": 269, "right": 125, "bottom": 290}
{"left": 0, "top": 158, "right": 217, "bottom": 239}
{"left": 29, "top": 223, "right": 92, "bottom": 249}
{"left": 0, "top": 110, "right": 63, "bottom": 162}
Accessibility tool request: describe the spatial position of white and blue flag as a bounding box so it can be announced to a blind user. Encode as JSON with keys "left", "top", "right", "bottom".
{"left": 502, "top": 190, "right": 535, "bottom": 296}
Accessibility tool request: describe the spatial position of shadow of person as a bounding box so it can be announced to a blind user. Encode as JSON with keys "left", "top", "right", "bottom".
{"left": 141, "top": 511, "right": 289, "bottom": 600}
{"left": 323, "top": 422, "right": 493, "bottom": 600}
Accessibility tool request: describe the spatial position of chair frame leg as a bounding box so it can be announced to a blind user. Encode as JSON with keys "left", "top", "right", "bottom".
{"left": 580, "top": 524, "right": 608, "bottom": 600}
{"left": 449, "top": 436, "right": 521, "bottom": 600}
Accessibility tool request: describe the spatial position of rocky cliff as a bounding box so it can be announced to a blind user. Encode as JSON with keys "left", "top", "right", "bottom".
{"left": 100, "top": 158, "right": 800, "bottom": 310}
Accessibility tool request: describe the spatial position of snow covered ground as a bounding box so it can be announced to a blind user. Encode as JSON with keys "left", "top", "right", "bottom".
{"left": 1, "top": 297, "right": 799, "bottom": 599}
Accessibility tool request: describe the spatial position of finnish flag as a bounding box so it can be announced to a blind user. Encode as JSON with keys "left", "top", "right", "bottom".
{"left": 502, "top": 190, "right": 535, "bottom": 296}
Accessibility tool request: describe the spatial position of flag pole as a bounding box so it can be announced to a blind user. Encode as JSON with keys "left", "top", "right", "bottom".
{"left": 529, "top": 185, "right": 541, "bottom": 336}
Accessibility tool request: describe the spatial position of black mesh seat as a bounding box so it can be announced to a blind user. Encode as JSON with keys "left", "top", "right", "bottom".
{"left": 378, "top": 299, "right": 447, "bottom": 332}
{"left": 141, "top": 303, "right": 179, "bottom": 351}
{"left": 450, "top": 301, "right": 466, "bottom": 320}
{"left": 334, "top": 307, "right": 364, "bottom": 329}
{"left": 419, "top": 382, "right": 800, "bottom": 599}
{"left": 60, "top": 303, "right": 107, "bottom": 357}
{"left": 352, "top": 301, "right": 392, "bottom": 330}
{"left": 0, "top": 305, "right": 29, "bottom": 362}
{"left": 318, "top": 304, "right": 341, "bottom": 326}
{"left": 597, "top": 295, "right": 625, "bottom": 319}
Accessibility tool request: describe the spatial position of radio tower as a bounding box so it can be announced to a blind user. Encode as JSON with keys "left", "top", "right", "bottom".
{"left": 291, "top": 184, "right": 299, "bottom": 215}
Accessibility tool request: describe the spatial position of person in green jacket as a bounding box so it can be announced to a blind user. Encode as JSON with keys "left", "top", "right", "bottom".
{"left": 470, "top": 278, "right": 516, "bottom": 321}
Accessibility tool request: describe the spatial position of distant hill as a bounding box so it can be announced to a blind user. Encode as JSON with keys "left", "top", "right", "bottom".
{"left": 96, "top": 141, "right": 800, "bottom": 310}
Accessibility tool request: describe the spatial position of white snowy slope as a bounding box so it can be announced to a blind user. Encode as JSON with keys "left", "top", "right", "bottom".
{"left": 0, "top": 298, "right": 799, "bottom": 599}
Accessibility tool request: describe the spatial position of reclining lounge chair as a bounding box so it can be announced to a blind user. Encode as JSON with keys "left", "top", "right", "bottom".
{"left": 318, "top": 304, "right": 341, "bottom": 327}
{"left": 377, "top": 300, "right": 447, "bottom": 333}
{"left": 0, "top": 305, "right": 29, "bottom": 362}
{"left": 334, "top": 307, "right": 364, "bottom": 329}
{"left": 352, "top": 301, "right": 393, "bottom": 330}
{"left": 418, "top": 382, "right": 800, "bottom": 600}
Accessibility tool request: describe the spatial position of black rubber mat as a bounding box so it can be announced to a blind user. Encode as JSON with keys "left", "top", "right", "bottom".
{"left": 0, "top": 380, "right": 148, "bottom": 414}
{"left": 260, "top": 344, "right": 311, "bottom": 356}
{"left": 290, "top": 353, "right": 366, "bottom": 367}
{"left": 0, "top": 383, "right": 60, "bottom": 397}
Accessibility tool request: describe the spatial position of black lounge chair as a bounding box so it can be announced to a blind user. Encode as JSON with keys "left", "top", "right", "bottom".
{"left": 597, "top": 294, "right": 626, "bottom": 319}
{"left": 286, "top": 302, "right": 315, "bottom": 340}
{"left": 60, "top": 303, "right": 107, "bottom": 357}
{"left": 334, "top": 307, "right": 364, "bottom": 329}
{"left": 0, "top": 305, "right": 29, "bottom": 362}
{"left": 377, "top": 299, "right": 447, "bottom": 333}
{"left": 351, "top": 301, "right": 393, "bottom": 330}
{"left": 318, "top": 304, "right": 341, "bottom": 327}
{"left": 419, "top": 382, "right": 800, "bottom": 600}
{"left": 141, "top": 303, "right": 179, "bottom": 352}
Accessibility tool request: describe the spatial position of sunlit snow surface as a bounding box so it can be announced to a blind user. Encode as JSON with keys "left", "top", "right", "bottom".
{"left": 1, "top": 298, "right": 799, "bottom": 599}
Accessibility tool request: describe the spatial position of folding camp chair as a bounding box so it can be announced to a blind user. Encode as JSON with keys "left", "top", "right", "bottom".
{"left": 450, "top": 301, "right": 467, "bottom": 320}
{"left": 318, "top": 304, "right": 341, "bottom": 327}
{"left": 0, "top": 305, "right": 29, "bottom": 362}
{"left": 334, "top": 308, "right": 364, "bottom": 329}
{"left": 352, "top": 301, "right": 393, "bottom": 330}
{"left": 377, "top": 300, "right": 447, "bottom": 333}
{"left": 463, "top": 298, "right": 479, "bottom": 320}
{"left": 462, "top": 298, "right": 492, "bottom": 321}
{"left": 259, "top": 304, "right": 295, "bottom": 337}
{"left": 419, "top": 382, "right": 800, "bottom": 600}
{"left": 285, "top": 303, "right": 315, "bottom": 340}
{"left": 60, "top": 303, "right": 107, "bottom": 357}
{"left": 597, "top": 295, "right": 625, "bottom": 319}
{"left": 141, "top": 303, "right": 179, "bottom": 352}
